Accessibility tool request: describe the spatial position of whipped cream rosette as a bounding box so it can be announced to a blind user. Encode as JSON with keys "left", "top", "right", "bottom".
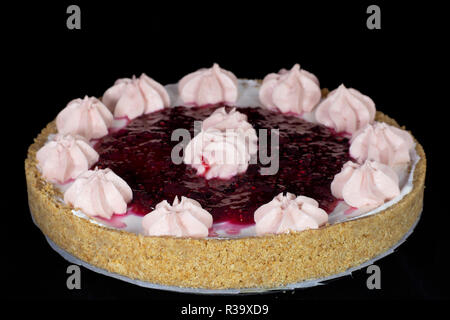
{"left": 315, "top": 84, "right": 376, "bottom": 134}
{"left": 102, "top": 73, "right": 170, "bottom": 120}
{"left": 56, "top": 96, "right": 113, "bottom": 140}
{"left": 184, "top": 129, "right": 251, "bottom": 180}
{"left": 254, "top": 193, "right": 328, "bottom": 235}
{"left": 331, "top": 160, "right": 400, "bottom": 213}
{"left": 178, "top": 63, "right": 239, "bottom": 106}
{"left": 259, "top": 64, "right": 321, "bottom": 115}
{"left": 64, "top": 168, "right": 133, "bottom": 219}
{"left": 36, "top": 134, "right": 99, "bottom": 184}
{"left": 201, "top": 107, "right": 254, "bottom": 132}
{"left": 350, "top": 122, "right": 415, "bottom": 167}
{"left": 142, "top": 196, "right": 213, "bottom": 238}
{"left": 183, "top": 108, "right": 258, "bottom": 180}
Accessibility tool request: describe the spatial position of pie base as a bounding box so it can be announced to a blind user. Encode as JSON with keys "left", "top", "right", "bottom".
{"left": 34, "top": 210, "right": 422, "bottom": 294}
{"left": 25, "top": 112, "right": 426, "bottom": 290}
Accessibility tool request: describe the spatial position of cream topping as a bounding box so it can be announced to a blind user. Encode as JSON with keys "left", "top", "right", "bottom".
{"left": 331, "top": 160, "right": 400, "bottom": 213}
{"left": 254, "top": 193, "right": 328, "bottom": 235}
{"left": 64, "top": 168, "right": 133, "bottom": 219}
{"left": 259, "top": 64, "right": 321, "bottom": 115}
{"left": 142, "top": 196, "right": 213, "bottom": 238}
{"left": 45, "top": 79, "right": 419, "bottom": 238}
{"left": 102, "top": 74, "right": 170, "bottom": 120}
{"left": 183, "top": 108, "right": 257, "bottom": 180}
{"left": 183, "top": 129, "right": 253, "bottom": 180}
{"left": 36, "top": 134, "right": 99, "bottom": 184}
{"left": 350, "top": 122, "right": 415, "bottom": 167}
{"left": 178, "top": 63, "right": 238, "bottom": 106}
{"left": 315, "top": 84, "right": 376, "bottom": 134}
{"left": 202, "top": 107, "right": 254, "bottom": 132}
{"left": 56, "top": 96, "right": 113, "bottom": 140}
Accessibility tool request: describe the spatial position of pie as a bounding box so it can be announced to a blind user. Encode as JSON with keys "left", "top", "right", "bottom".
{"left": 25, "top": 63, "right": 426, "bottom": 289}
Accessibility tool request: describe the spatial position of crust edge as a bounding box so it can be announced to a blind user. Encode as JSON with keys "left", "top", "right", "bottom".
{"left": 25, "top": 111, "right": 426, "bottom": 289}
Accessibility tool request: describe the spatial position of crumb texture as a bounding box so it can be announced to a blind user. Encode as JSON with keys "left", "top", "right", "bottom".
{"left": 25, "top": 110, "right": 426, "bottom": 289}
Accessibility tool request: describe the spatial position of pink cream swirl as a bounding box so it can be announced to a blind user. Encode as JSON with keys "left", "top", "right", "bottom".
{"left": 315, "top": 84, "right": 376, "bottom": 134}
{"left": 202, "top": 107, "right": 254, "bottom": 132}
{"left": 142, "top": 196, "right": 213, "bottom": 238}
{"left": 183, "top": 108, "right": 257, "bottom": 180}
{"left": 64, "top": 168, "right": 133, "bottom": 219}
{"left": 184, "top": 129, "right": 255, "bottom": 180}
{"left": 259, "top": 64, "right": 321, "bottom": 115}
{"left": 254, "top": 193, "right": 328, "bottom": 235}
{"left": 36, "top": 134, "right": 99, "bottom": 184}
{"left": 331, "top": 160, "right": 400, "bottom": 212}
{"left": 102, "top": 74, "right": 170, "bottom": 120}
{"left": 178, "top": 63, "right": 239, "bottom": 106}
{"left": 56, "top": 96, "right": 113, "bottom": 140}
{"left": 349, "top": 122, "right": 415, "bottom": 167}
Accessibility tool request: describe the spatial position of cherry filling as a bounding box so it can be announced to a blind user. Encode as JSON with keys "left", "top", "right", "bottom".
{"left": 94, "top": 106, "right": 351, "bottom": 225}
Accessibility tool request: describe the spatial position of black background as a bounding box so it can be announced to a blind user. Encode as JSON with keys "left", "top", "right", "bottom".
{"left": 6, "top": 0, "right": 449, "bottom": 308}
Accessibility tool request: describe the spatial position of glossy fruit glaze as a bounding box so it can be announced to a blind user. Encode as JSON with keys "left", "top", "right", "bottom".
{"left": 94, "top": 106, "right": 351, "bottom": 225}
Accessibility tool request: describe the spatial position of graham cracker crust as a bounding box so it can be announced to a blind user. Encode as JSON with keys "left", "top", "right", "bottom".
{"left": 25, "top": 111, "right": 426, "bottom": 289}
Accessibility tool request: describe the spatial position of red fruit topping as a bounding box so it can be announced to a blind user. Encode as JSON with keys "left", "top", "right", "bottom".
{"left": 93, "top": 106, "right": 351, "bottom": 225}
